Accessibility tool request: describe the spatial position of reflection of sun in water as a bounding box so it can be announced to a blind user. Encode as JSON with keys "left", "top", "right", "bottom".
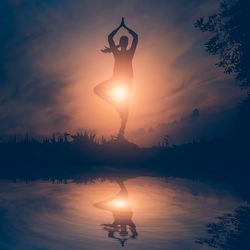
{"left": 112, "top": 199, "right": 129, "bottom": 208}
{"left": 110, "top": 86, "right": 128, "bottom": 103}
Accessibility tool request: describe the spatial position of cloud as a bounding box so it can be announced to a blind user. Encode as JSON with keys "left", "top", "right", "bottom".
{"left": 0, "top": 0, "right": 244, "bottom": 143}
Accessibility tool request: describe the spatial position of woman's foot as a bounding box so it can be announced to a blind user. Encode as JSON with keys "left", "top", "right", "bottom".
{"left": 117, "top": 131, "right": 125, "bottom": 141}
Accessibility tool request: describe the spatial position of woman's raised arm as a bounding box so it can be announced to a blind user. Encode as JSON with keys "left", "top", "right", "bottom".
{"left": 108, "top": 23, "right": 122, "bottom": 51}
{"left": 123, "top": 22, "right": 138, "bottom": 54}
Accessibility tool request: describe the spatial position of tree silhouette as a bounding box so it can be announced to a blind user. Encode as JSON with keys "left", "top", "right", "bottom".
{"left": 196, "top": 206, "right": 250, "bottom": 250}
{"left": 195, "top": 0, "right": 250, "bottom": 88}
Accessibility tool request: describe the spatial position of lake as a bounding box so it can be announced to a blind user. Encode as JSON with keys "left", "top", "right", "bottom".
{"left": 0, "top": 176, "right": 247, "bottom": 250}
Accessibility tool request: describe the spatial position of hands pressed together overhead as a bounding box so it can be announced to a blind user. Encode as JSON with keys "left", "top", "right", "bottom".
{"left": 117, "top": 17, "right": 137, "bottom": 36}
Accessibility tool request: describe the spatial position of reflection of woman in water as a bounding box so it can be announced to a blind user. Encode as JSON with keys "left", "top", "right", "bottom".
{"left": 93, "top": 180, "right": 138, "bottom": 247}
{"left": 94, "top": 18, "right": 138, "bottom": 139}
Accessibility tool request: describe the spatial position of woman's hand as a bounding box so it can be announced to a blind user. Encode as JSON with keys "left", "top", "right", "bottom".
{"left": 122, "top": 18, "right": 132, "bottom": 33}
{"left": 101, "top": 46, "right": 110, "bottom": 53}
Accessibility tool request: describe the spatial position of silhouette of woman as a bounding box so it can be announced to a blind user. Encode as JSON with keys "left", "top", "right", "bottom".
{"left": 93, "top": 180, "right": 138, "bottom": 247}
{"left": 94, "top": 17, "right": 138, "bottom": 139}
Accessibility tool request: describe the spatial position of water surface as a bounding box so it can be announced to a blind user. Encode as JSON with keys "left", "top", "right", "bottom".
{"left": 0, "top": 177, "right": 246, "bottom": 250}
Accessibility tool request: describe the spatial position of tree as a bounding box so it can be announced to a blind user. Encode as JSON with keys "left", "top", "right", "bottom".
{"left": 196, "top": 206, "right": 250, "bottom": 250}
{"left": 195, "top": 0, "right": 250, "bottom": 88}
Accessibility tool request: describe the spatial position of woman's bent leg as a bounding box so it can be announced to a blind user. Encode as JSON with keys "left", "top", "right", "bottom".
{"left": 94, "top": 78, "right": 117, "bottom": 108}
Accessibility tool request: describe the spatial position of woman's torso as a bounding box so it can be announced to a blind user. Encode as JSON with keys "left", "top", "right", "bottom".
{"left": 113, "top": 210, "right": 133, "bottom": 224}
{"left": 113, "top": 50, "right": 134, "bottom": 79}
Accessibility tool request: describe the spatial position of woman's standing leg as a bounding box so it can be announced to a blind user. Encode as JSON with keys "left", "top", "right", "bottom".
{"left": 118, "top": 80, "right": 131, "bottom": 139}
{"left": 118, "top": 108, "right": 128, "bottom": 138}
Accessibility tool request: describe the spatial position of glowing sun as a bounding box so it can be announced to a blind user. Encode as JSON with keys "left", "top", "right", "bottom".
{"left": 112, "top": 199, "right": 129, "bottom": 208}
{"left": 110, "top": 86, "right": 129, "bottom": 103}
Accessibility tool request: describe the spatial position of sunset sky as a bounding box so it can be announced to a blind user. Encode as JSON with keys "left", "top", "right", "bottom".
{"left": 0, "top": 0, "right": 245, "bottom": 145}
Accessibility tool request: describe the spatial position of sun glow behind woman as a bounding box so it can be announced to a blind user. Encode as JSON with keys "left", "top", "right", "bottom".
{"left": 110, "top": 85, "right": 129, "bottom": 103}
{"left": 112, "top": 199, "right": 129, "bottom": 208}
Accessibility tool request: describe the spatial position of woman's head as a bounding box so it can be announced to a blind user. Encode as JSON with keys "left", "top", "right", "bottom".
{"left": 101, "top": 35, "right": 129, "bottom": 53}
{"left": 119, "top": 36, "right": 128, "bottom": 49}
